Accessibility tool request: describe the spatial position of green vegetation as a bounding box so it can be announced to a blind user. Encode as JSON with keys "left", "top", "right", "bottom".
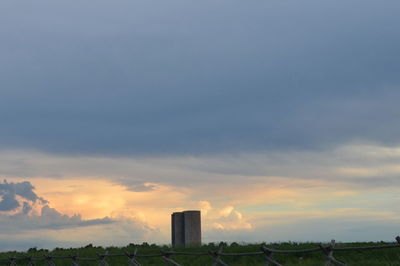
{"left": 1, "top": 241, "right": 400, "bottom": 265}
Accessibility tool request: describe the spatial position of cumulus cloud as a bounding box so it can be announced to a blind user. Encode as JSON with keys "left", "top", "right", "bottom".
{"left": 212, "top": 206, "right": 252, "bottom": 231}
{"left": 0, "top": 180, "right": 160, "bottom": 251}
{"left": 194, "top": 203, "right": 254, "bottom": 243}
{"left": 0, "top": 180, "right": 114, "bottom": 233}
{"left": 193, "top": 202, "right": 252, "bottom": 232}
{"left": 0, "top": 180, "right": 47, "bottom": 211}
{"left": 0, "top": 192, "right": 19, "bottom": 211}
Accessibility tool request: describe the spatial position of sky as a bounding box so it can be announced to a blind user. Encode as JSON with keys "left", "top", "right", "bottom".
{"left": 1, "top": 0, "right": 400, "bottom": 251}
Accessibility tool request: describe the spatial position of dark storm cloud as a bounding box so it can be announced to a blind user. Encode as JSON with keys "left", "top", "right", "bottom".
{"left": 0, "top": 180, "right": 47, "bottom": 211}
{"left": 0, "top": 193, "right": 20, "bottom": 211}
{"left": 0, "top": 0, "right": 399, "bottom": 155}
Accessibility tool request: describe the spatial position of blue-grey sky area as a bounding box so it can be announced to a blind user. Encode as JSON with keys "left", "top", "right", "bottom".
{"left": 1, "top": 0, "right": 400, "bottom": 155}
{"left": 1, "top": 0, "right": 400, "bottom": 251}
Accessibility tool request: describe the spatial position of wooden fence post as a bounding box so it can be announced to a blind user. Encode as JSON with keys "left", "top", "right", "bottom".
{"left": 126, "top": 248, "right": 141, "bottom": 266}
{"left": 319, "top": 240, "right": 346, "bottom": 266}
{"left": 97, "top": 251, "right": 109, "bottom": 266}
{"left": 45, "top": 256, "right": 56, "bottom": 266}
{"left": 162, "top": 252, "right": 181, "bottom": 266}
{"left": 71, "top": 255, "right": 80, "bottom": 266}
{"left": 27, "top": 256, "right": 35, "bottom": 266}
{"left": 261, "top": 246, "right": 282, "bottom": 266}
{"left": 324, "top": 240, "right": 335, "bottom": 266}
{"left": 210, "top": 245, "right": 228, "bottom": 266}
{"left": 8, "top": 257, "right": 17, "bottom": 266}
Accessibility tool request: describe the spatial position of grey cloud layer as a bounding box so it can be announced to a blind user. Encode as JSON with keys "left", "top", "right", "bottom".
{"left": 1, "top": 145, "right": 400, "bottom": 190}
{"left": 0, "top": 0, "right": 399, "bottom": 155}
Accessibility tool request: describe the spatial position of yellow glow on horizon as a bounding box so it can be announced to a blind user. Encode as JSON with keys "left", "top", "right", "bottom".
{"left": 5, "top": 166, "right": 396, "bottom": 240}
{"left": 11, "top": 177, "right": 198, "bottom": 233}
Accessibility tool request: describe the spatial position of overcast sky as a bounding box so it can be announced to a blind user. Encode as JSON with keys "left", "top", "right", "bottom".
{"left": 1, "top": 0, "right": 400, "bottom": 251}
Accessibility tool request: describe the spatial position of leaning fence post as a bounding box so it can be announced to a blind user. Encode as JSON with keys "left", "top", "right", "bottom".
{"left": 324, "top": 240, "right": 335, "bottom": 266}
{"left": 210, "top": 245, "right": 228, "bottom": 266}
{"left": 125, "top": 248, "right": 141, "bottom": 266}
{"left": 27, "top": 256, "right": 35, "bottom": 266}
{"left": 319, "top": 240, "right": 346, "bottom": 266}
{"left": 8, "top": 257, "right": 17, "bottom": 266}
{"left": 71, "top": 254, "right": 80, "bottom": 266}
{"left": 261, "top": 246, "right": 282, "bottom": 266}
{"left": 45, "top": 255, "right": 56, "bottom": 266}
{"left": 97, "top": 251, "right": 110, "bottom": 266}
{"left": 162, "top": 251, "right": 181, "bottom": 266}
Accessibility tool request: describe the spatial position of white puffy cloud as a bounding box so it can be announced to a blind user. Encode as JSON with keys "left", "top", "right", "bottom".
{"left": 197, "top": 203, "right": 252, "bottom": 232}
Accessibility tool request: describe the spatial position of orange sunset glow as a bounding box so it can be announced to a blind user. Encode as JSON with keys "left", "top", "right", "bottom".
{"left": 1, "top": 0, "right": 400, "bottom": 254}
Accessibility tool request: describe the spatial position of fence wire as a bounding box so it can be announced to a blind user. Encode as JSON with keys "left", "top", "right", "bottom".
{"left": 1, "top": 236, "right": 400, "bottom": 266}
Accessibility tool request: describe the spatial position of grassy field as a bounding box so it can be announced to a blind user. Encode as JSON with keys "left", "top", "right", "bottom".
{"left": 1, "top": 241, "right": 400, "bottom": 265}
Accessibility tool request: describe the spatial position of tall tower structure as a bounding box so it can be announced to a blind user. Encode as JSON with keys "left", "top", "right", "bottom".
{"left": 171, "top": 210, "right": 201, "bottom": 246}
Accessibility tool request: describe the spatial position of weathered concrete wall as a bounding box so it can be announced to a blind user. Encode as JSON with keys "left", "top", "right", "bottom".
{"left": 183, "top": 210, "right": 201, "bottom": 246}
{"left": 171, "top": 212, "right": 184, "bottom": 246}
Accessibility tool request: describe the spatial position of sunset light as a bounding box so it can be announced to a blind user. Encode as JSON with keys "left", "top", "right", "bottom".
{"left": 1, "top": 2, "right": 400, "bottom": 264}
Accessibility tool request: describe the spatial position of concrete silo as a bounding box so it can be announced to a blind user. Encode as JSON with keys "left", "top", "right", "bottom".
{"left": 171, "top": 210, "right": 201, "bottom": 246}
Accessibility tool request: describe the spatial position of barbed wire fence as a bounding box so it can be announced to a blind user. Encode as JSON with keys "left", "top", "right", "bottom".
{"left": 1, "top": 236, "right": 400, "bottom": 266}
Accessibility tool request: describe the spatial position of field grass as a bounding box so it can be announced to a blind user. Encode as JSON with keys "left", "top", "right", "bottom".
{"left": 1, "top": 241, "right": 400, "bottom": 265}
